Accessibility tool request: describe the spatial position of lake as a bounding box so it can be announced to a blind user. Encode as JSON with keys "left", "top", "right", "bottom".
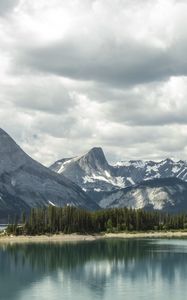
{"left": 0, "top": 238, "right": 187, "bottom": 300}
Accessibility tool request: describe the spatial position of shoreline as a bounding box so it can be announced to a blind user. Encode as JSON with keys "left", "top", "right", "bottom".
{"left": 1, "top": 231, "right": 187, "bottom": 243}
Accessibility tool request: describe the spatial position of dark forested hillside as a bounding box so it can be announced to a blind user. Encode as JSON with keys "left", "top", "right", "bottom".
{"left": 7, "top": 206, "right": 187, "bottom": 235}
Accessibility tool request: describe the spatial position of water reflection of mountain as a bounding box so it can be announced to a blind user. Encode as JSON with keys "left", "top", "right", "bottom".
{"left": 1, "top": 239, "right": 187, "bottom": 299}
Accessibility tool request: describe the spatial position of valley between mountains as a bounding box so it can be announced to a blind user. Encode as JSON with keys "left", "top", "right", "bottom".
{"left": 1, "top": 128, "right": 187, "bottom": 222}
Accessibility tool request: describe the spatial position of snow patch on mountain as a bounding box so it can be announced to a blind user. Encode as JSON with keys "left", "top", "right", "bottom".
{"left": 113, "top": 160, "right": 146, "bottom": 168}
{"left": 126, "top": 177, "right": 135, "bottom": 185}
{"left": 48, "top": 200, "right": 56, "bottom": 206}
{"left": 50, "top": 148, "right": 187, "bottom": 194}
{"left": 50, "top": 148, "right": 187, "bottom": 212}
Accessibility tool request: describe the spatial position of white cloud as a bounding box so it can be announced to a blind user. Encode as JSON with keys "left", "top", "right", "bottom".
{"left": 0, "top": 0, "right": 187, "bottom": 165}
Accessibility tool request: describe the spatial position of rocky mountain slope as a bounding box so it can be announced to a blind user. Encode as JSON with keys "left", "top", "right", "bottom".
{"left": 50, "top": 148, "right": 187, "bottom": 212}
{"left": 50, "top": 147, "right": 187, "bottom": 192}
{"left": 113, "top": 158, "right": 187, "bottom": 184}
{"left": 0, "top": 129, "right": 98, "bottom": 222}
{"left": 93, "top": 178, "right": 187, "bottom": 213}
{"left": 50, "top": 147, "right": 131, "bottom": 192}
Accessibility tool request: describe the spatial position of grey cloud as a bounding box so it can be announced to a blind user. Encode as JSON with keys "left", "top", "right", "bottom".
{"left": 0, "top": 0, "right": 19, "bottom": 16}
{"left": 33, "top": 113, "right": 93, "bottom": 139}
{"left": 1, "top": 97, "right": 187, "bottom": 164}
{"left": 99, "top": 125, "right": 187, "bottom": 161}
{"left": 1, "top": 0, "right": 187, "bottom": 164}
{"left": 17, "top": 39, "right": 172, "bottom": 86}
{"left": 106, "top": 103, "right": 187, "bottom": 126}
{"left": 1, "top": 77, "right": 74, "bottom": 115}
{"left": 15, "top": 30, "right": 187, "bottom": 87}
{"left": 72, "top": 80, "right": 187, "bottom": 127}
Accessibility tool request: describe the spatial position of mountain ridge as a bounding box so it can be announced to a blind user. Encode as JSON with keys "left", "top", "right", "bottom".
{"left": 0, "top": 129, "right": 98, "bottom": 222}
{"left": 50, "top": 147, "right": 130, "bottom": 191}
{"left": 50, "top": 147, "right": 187, "bottom": 213}
{"left": 50, "top": 147, "right": 187, "bottom": 192}
{"left": 1, "top": 131, "right": 187, "bottom": 219}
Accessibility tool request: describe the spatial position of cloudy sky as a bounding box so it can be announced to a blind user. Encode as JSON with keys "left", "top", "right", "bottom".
{"left": 1, "top": 0, "right": 187, "bottom": 165}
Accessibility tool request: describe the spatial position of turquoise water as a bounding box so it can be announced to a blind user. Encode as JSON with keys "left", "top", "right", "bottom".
{"left": 0, "top": 238, "right": 187, "bottom": 300}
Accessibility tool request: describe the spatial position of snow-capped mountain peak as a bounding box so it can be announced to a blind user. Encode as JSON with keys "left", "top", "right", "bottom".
{"left": 78, "top": 147, "right": 110, "bottom": 175}
{"left": 50, "top": 147, "right": 128, "bottom": 191}
{"left": 50, "top": 148, "right": 187, "bottom": 193}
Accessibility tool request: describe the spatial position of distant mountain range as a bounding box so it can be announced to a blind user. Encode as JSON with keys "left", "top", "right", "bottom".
{"left": 0, "top": 128, "right": 187, "bottom": 222}
{"left": 50, "top": 147, "right": 187, "bottom": 213}
{"left": 0, "top": 129, "right": 98, "bottom": 222}
{"left": 50, "top": 147, "right": 187, "bottom": 191}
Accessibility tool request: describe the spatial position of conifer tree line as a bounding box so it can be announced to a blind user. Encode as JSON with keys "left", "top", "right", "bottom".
{"left": 6, "top": 205, "right": 187, "bottom": 235}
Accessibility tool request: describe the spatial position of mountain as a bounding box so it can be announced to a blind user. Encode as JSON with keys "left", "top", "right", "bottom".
{"left": 50, "top": 147, "right": 187, "bottom": 192}
{"left": 50, "top": 147, "right": 132, "bottom": 192}
{"left": 50, "top": 148, "right": 187, "bottom": 212}
{"left": 0, "top": 129, "right": 98, "bottom": 222}
{"left": 94, "top": 178, "right": 187, "bottom": 213}
{"left": 113, "top": 158, "right": 187, "bottom": 184}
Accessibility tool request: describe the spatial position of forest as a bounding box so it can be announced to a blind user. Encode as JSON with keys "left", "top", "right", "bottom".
{"left": 6, "top": 205, "right": 187, "bottom": 235}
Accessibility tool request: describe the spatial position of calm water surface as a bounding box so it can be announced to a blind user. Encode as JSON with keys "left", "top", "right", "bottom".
{"left": 0, "top": 238, "right": 187, "bottom": 300}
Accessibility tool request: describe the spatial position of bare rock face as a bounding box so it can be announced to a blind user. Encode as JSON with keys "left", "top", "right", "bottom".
{"left": 113, "top": 158, "right": 187, "bottom": 185}
{"left": 96, "top": 178, "right": 187, "bottom": 213}
{"left": 51, "top": 147, "right": 187, "bottom": 192}
{"left": 0, "top": 129, "right": 98, "bottom": 222}
{"left": 51, "top": 148, "right": 187, "bottom": 212}
{"left": 50, "top": 147, "right": 131, "bottom": 192}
